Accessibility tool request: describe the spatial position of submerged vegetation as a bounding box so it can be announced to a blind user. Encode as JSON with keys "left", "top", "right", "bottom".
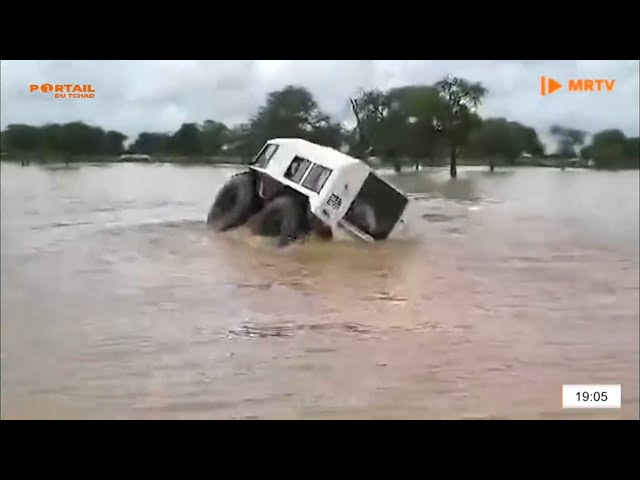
{"left": 2, "top": 76, "right": 638, "bottom": 175}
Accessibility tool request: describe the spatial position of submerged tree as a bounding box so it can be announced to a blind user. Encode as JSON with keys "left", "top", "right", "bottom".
{"left": 385, "top": 85, "right": 446, "bottom": 170}
{"left": 434, "top": 76, "right": 487, "bottom": 178}
{"left": 349, "top": 85, "right": 446, "bottom": 171}
{"left": 586, "top": 129, "right": 638, "bottom": 169}
{"left": 550, "top": 125, "right": 586, "bottom": 158}
{"left": 348, "top": 89, "right": 392, "bottom": 164}
{"left": 465, "top": 118, "right": 545, "bottom": 171}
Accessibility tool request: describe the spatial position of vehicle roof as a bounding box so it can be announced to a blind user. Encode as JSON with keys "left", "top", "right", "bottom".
{"left": 268, "top": 138, "right": 363, "bottom": 171}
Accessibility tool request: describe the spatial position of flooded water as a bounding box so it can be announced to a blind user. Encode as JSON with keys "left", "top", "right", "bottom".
{"left": 1, "top": 162, "right": 638, "bottom": 419}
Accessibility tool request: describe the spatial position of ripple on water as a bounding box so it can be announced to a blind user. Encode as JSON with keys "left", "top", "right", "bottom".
{"left": 228, "top": 321, "right": 373, "bottom": 339}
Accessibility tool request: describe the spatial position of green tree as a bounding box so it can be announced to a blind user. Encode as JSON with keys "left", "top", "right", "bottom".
{"left": 385, "top": 85, "right": 446, "bottom": 170}
{"left": 514, "top": 123, "right": 545, "bottom": 157}
{"left": 348, "top": 88, "right": 400, "bottom": 166}
{"left": 1, "top": 122, "right": 128, "bottom": 160}
{"left": 235, "top": 85, "right": 345, "bottom": 161}
{"left": 434, "top": 76, "right": 487, "bottom": 178}
{"left": 131, "top": 132, "right": 171, "bottom": 155}
{"left": 550, "top": 125, "right": 586, "bottom": 159}
{"left": 169, "top": 123, "right": 203, "bottom": 155}
{"left": 41, "top": 124, "right": 64, "bottom": 153}
{"left": 625, "top": 137, "right": 639, "bottom": 163}
{"left": 580, "top": 144, "right": 592, "bottom": 160}
{"left": 588, "top": 129, "right": 637, "bottom": 169}
{"left": 103, "top": 130, "right": 127, "bottom": 155}
{"left": 201, "top": 120, "right": 229, "bottom": 155}
{"left": 4, "top": 124, "right": 41, "bottom": 151}
{"left": 465, "top": 118, "right": 545, "bottom": 171}
{"left": 57, "top": 122, "right": 104, "bottom": 156}
{"left": 466, "top": 118, "right": 519, "bottom": 170}
{"left": 223, "top": 123, "right": 254, "bottom": 159}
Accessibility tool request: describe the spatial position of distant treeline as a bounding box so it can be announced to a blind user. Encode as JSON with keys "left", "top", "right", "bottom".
{"left": 1, "top": 76, "right": 638, "bottom": 174}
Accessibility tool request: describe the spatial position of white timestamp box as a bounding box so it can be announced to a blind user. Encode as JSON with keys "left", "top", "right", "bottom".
{"left": 562, "top": 384, "right": 621, "bottom": 409}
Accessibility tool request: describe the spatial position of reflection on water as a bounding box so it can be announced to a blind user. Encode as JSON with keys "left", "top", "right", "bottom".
{"left": 1, "top": 162, "right": 638, "bottom": 419}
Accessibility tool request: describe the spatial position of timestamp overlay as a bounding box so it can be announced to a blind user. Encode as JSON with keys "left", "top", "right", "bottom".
{"left": 562, "top": 384, "right": 622, "bottom": 409}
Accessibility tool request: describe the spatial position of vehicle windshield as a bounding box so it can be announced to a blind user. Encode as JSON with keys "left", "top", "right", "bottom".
{"left": 253, "top": 143, "right": 279, "bottom": 168}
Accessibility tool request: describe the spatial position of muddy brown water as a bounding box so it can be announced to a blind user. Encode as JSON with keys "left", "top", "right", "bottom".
{"left": 1, "top": 162, "right": 638, "bottom": 419}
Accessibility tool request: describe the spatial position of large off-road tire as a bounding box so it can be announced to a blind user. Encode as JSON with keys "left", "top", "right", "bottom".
{"left": 308, "top": 212, "right": 333, "bottom": 240}
{"left": 250, "top": 194, "right": 305, "bottom": 247}
{"left": 206, "top": 172, "right": 258, "bottom": 231}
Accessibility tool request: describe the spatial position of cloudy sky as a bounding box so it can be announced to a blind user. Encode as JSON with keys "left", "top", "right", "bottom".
{"left": 1, "top": 60, "right": 638, "bottom": 150}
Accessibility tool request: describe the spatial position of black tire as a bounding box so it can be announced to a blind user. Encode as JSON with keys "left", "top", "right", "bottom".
{"left": 308, "top": 213, "right": 333, "bottom": 240}
{"left": 206, "top": 172, "right": 258, "bottom": 231}
{"left": 250, "top": 195, "right": 305, "bottom": 247}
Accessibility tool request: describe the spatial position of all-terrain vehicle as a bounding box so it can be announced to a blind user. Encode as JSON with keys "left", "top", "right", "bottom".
{"left": 206, "top": 138, "right": 413, "bottom": 246}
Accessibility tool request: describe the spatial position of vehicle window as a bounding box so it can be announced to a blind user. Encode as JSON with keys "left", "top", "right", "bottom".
{"left": 253, "top": 143, "right": 279, "bottom": 168}
{"left": 302, "top": 164, "right": 332, "bottom": 193}
{"left": 284, "top": 156, "right": 311, "bottom": 184}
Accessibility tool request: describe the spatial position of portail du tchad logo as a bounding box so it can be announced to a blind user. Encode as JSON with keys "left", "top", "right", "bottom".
{"left": 29, "top": 84, "right": 95, "bottom": 99}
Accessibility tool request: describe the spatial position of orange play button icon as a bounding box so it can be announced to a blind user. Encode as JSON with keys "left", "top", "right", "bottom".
{"left": 541, "top": 76, "right": 562, "bottom": 96}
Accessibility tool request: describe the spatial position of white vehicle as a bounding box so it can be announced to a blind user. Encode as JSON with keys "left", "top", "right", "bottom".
{"left": 206, "top": 138, "right": 413, "bottom": 246}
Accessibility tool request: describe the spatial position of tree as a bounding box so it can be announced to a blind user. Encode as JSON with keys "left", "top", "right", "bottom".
{"left": 200, "top": 120, "right": 229, "bottom": 155}
{"left": 310, "top": 121, "right": 345, "bottom": 151}
{"left": 579, "top": 145, "right": 592, "bottom": 160}
{"left": 625, "top": 137, "right": 639, "bottom": 163}
{"left": 1, "top": 122, "right": 129, "bottom": 159}
{"left": 41, "top": 124, "right": 64, "bottom": 153}
{"left": 169, "top": 123, "right": 202, "bottom": 155}
{"left": 386, "top": 85, "right": 446, "bottom": 170}
{"left": 434, "top": 76, "right": 487, "bottom": 178}
{"left": 348, "top": 85, "right": 447, "bottom": 171}
{"left": 466, "top": 118, "right": 519, "bottom": 171}
{"left": 223, "top": 123, "right": 254, "bottom": 159}
{"left": 104, "top": 130, "right": 127, "bottom": 155}
{"left": 348, "top": 89, "right": 396, "bottom": 164}
{"left": 131, "top": 132, "right": 171, "bottom": 155}
{"left": 514, "top": 124, "right": 545, "bottom": 157}
{"left": 57, "top": 122, "right": 105, "bottom": 156}
{"left": 249, "top": 85, "right": 342, "bottom": 150}
{"left": 550, "top": 125, "right": 586, "bottom": 159}
{"left": 588, "top": 129, "right": 631, "bottom": 169}
{"left": 466, "top": 118, "right": 545, "bottom": 171}
{"left": 3, "top": 124, "right": 41, "bottom": 151}
{"left": 578, "top": 130, "right": 638, "bottom": 169}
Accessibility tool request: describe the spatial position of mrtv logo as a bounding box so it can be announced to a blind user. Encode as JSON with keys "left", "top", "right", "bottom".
{"left": 540, "top": 76, "right": 615, "bottom": 96}
{"left": 29, "top": 83, "right": 95, "bottom": 99}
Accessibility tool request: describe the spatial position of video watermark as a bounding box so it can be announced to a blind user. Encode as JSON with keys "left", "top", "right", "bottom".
{"left": 540, "top": 76, "right": 615, "bottom": 96}
{"left": 29, "top": 83, "right": 95, "bottom": 99}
